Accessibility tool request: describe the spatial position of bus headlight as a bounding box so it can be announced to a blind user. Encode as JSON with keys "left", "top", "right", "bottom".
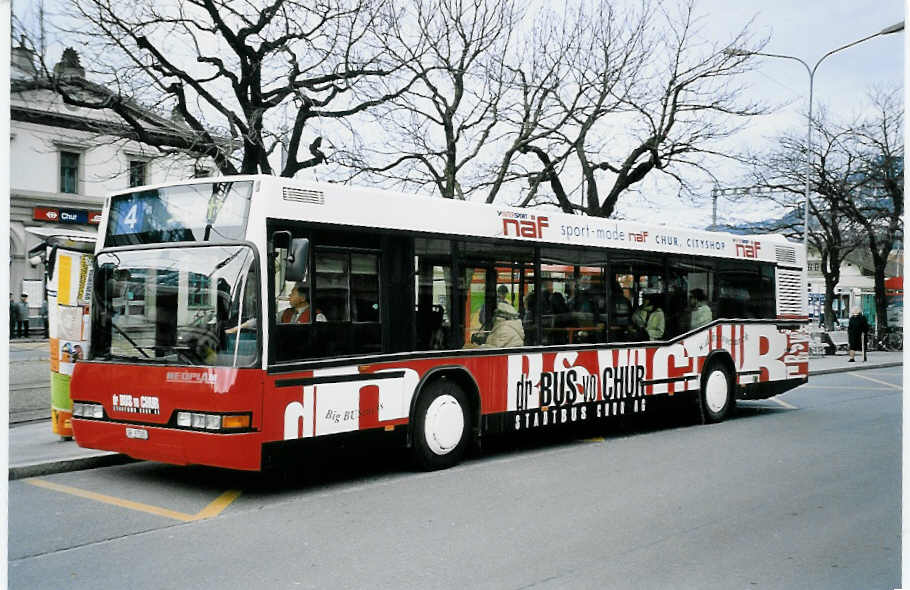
{"left": 205, "top": 415, "right": 221, "bottom": 431}
{"left": 73, "top": 402, "right": 105, "bottom": 419}
{"left": 176, "top": 411, "right": 252, "bottom": 432}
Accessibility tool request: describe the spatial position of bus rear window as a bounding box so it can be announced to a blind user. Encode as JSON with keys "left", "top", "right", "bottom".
{"left": 105, "top": 181, "right": 253, "bottom": 246}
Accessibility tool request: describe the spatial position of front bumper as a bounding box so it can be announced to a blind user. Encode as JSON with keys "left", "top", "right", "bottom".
{"left": 72, "top": 418, "right": 263, "bottom": 471}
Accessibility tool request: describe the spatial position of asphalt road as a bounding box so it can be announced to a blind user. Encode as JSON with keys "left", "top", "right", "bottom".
{"left": 8, "top": 368, "right": 901, "bottom": 590}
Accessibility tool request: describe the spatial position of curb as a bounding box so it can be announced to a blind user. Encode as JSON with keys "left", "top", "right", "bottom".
{"left": 9, "top": 454, "right": 136, "bottom": 481}
{"left": 809, "top": 361, "right": 903, "bottom": 376}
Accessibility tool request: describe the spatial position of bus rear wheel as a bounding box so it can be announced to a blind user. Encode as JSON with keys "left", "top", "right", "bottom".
{"left": 700, "top": 362, "right": 734, "bottom": 423}
{"left": 412, "top": 380, "right": 471, "bottom": 471}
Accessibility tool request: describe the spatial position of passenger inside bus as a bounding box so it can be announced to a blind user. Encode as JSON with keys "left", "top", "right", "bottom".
{"left": 689, "top": 288, "right": 712, "bottom": 329}
{"left": 610, "top": 281, "right": 632, "bottom": 338}
{"left": 567, "top": 279, "right": 595, "bottom": 314}
{"left": 416, "top": 303, "right": 446, "bottom": 350}
{"left": 629, "top": 292, "right": 665, "bottom": 341}
{"left": 547, "top": 290, "right": 573, "bottom": 344}
{"left": 665, "top": 284, "right": 688, "bottom": 337}
{"left": 478, "top": 285, "right": 525, "bottom": 348}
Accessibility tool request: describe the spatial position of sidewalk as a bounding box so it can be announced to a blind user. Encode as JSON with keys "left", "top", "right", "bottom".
{"left": 805, "top": 350, "right": 903, "bottom": 375}
{"left": 8, "top": 351, "right": 903, "bottom": 480}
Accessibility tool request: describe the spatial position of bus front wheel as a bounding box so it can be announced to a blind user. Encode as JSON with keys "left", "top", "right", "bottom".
{"left": 700, "top": 362, "right": 734, "bottom": 423}
{"left": 412, "top": 380, "right": 471, "bottom": 471}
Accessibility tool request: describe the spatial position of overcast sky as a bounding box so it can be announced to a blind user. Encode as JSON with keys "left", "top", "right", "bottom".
{"left": 635, "top": 0, "right": 905, "bottom": 228}
{"left": 10, "top": 0, "right": 905, "bottom": 231}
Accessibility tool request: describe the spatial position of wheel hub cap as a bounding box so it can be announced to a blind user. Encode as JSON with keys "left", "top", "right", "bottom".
{"left": 705, "top": 371, "right": 728, "bottom": 414}
{"left": 425, "top": 394, "right": 464, "bottom": 455}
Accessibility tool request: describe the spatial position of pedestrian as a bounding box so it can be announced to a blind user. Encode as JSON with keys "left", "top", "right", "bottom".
{"left": 847, "top": 306, "right": 869, "bottom": 362}
{"left": 9, "top": 293, "right": 19, "bottom": 338}
{"left": 16, "top": 293, "right": 30, "bottom": 338}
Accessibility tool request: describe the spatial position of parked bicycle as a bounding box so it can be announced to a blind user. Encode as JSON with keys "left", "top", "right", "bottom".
{"left": 871, "top": 326, "right": 903, "bottom": 352}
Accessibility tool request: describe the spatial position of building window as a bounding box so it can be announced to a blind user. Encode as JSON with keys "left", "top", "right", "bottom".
{"left": 129, "top": 160, "right": 147, "bottom": 187}
{"left": 60, "top": 151, "right": 79, "bottom": 193}
{"left": 187, "top": 273, "right": 211, "bottom": 307}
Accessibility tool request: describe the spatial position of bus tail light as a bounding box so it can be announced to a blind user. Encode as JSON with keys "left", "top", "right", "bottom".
{"left": 175, "top": 411, "right": 252, "bottom": 433}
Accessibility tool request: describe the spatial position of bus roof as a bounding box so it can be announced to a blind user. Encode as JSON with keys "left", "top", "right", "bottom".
{"left": 113, "top": 174, "right": 805, "bottom": 267}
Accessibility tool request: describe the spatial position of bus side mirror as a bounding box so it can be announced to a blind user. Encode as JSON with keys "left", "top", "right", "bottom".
{"left": 270, "top": 231, "right": 309, "bottom": 284}
{"left": 286, "top": 238, "right": 309, "bottom": 283}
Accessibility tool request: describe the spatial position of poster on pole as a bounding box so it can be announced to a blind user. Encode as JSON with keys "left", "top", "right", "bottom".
{"left": 46, "top": 245, "right": 95, "bottom": 438}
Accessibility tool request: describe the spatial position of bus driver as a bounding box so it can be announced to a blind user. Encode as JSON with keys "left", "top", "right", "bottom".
{"left": 280, "top": 283, "right": 326, "bottom": 323}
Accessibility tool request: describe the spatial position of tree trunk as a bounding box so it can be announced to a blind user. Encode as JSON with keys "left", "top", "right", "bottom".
{"left": 872, "top": 261, "right": 889, "bottom": 335}
{"left": 823, "top": 279, "right": 838, "bottom": 331}
{"left": 819, "top": 249, "right": 841, "bottom": 331}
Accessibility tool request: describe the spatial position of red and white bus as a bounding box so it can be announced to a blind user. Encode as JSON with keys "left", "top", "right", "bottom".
{"left": 71, "top": 175, "right": 809, "bottom": 471}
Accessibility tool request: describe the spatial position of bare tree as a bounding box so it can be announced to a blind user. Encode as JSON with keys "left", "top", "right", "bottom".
{"left": 480, "top": 4, "right": 597, "bottom": 211}
{"left": 338, "top": 0, "right": 521, "bottom": 200}
{"left": 739, "top": 113, "right": 866, "bottom": 330}
{"left": 23, "top": 0, "right": 416, "bottom": 177}
{"left": 340, "top": 0, "right": 648, "bottom": 208}
{"left": 839, "top": 87, "right": 904, "bottom": 334}
{"left": 504, "top": 1, "right": 649, "bottom": 213}
{"left": 512, "top": 0, "right": 766, "bottom": 218}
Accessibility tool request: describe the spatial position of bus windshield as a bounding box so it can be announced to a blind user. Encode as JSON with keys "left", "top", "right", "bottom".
{"left": 90, "top": 245, "right": 259, "bottom": 367}
{"left": 105, "top": 181, "right": 253, "bottom": 246}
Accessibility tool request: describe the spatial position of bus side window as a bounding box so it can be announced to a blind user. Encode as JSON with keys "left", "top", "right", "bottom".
{"left": 351, "top": 253, "right": 379, "bottom": 322}
{"left": 415, "top": 238, "right": 453, "bottom": 351}
{"left": 313, "top": 251, "right": 349, "bottom": 321}
{"left": 716, "top": 261, "right": 775, "bottom": 320}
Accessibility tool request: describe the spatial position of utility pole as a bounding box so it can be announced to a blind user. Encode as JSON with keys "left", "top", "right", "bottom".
{"left": 710, "top": 185, "right": 794, "bottom": 229}
{"left": 711, "top": 186, "right": 718, "bottom": 228}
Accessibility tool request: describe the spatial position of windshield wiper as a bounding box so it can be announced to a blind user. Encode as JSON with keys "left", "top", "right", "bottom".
{"left": 111, "top": 322, "right": 151, "bottom": 358}
{"left": 101, "top": 353, "right": 167, "bottom": 364}
{"left": 148, "top": 345, "right": 206, "bottom": 366}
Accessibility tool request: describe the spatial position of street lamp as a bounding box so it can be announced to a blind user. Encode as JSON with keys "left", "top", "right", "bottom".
{"left": 724, "top": 21, "right": 904, "bottom": 250}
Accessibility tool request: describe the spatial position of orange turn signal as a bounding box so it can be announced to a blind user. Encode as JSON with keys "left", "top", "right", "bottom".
{"left": 221, "top": 415, "right": 251, "bottom": 429}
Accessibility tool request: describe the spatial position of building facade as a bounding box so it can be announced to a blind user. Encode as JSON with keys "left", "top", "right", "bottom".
{"left": 10, "top": 46, "right": 214, "bottom": 328}
{"left": 807, "top": 246, "right": 903, "bottom": 327}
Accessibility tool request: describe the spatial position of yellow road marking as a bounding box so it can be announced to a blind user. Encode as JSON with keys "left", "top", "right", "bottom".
{"left": 195, "top": 489, "right": 243, "bottom": 520}
{"left": 849, "top": 372, "right": 903, "bottom": 391}
{"left": 583, "top": 437, "right": 605, "bottom": 443}
{"left": 25, "top": 479, "right": 241, "bottom": 522}
{"left": 770, "top": 397, "right": 798, "bottom": 410}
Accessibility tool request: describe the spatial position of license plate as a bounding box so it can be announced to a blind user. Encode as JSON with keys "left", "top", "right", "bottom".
{"left": 125, "top": 428, "right": 148, "bottom": 440}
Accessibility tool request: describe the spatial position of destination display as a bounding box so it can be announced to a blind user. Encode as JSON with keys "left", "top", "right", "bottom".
{"left": 105, "top": 181, "right": 253, "bottom": 246}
